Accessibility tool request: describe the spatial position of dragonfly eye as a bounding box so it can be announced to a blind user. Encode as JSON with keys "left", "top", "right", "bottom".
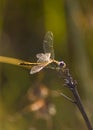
{"left": 59, "top": 61, "right": 66, "bottom": 68}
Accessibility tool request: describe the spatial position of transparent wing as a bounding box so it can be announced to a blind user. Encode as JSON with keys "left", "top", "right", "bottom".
{"left": 30, "top": 63, "right": 48, "bottom": 74}
{"left": 43, "top": 31, "right": 55, "bottom": 59}
{"left": 36, "top": 53, "right": 51, "bottom": 62}
{"left": 36, "top": 53, "right": 45, "bottom": 59}
{"left": 44, "top": 53, "right": 51, "bottom": 58}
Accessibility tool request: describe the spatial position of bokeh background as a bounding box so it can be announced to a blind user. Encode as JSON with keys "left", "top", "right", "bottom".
{"left": 0, "top": 0, "right": 93, "bottom": 130}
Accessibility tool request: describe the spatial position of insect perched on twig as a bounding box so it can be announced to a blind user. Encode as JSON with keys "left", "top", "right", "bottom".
{"left": 19, "top": 31, "right": 66, "bottom": 74}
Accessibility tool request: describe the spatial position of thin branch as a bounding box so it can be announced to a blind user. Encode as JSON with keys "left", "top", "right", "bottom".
{"left": 58, "top": 68, "right": 93, "bottom": 130}
{"left": 72, "top": 87, "right": 93, "bottom": 130}
{"left": 60, "top": 92, "right": 75, "bottom": 103}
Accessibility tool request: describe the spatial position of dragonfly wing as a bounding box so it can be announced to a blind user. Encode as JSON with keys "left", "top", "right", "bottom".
{"left": 44, "top": 53, "right": 51, "bottom": 58}
{"left": 30, "top": 63, "right": 48, "bottom": 74}
{"left": 36, "top": 53, "right": 51, "bottom": 62}
{"left": 36, "top": 53, "right": 45, "bottom": 59}
{"left": 43, "top": 31, "right": 55, "bottom": 59}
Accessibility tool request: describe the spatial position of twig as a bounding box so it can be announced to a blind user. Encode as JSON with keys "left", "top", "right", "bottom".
{"left": 72, "top": 87, "right": 93, "bottom": 130}
{"left": 60, "top": 92, "right": 75, "bottom": 103}
{"left": 58, "top": 68, "right": 93, "bottom": 130}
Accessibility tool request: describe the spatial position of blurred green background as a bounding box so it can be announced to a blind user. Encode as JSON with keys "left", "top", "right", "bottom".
{"left": 0, "top": 0, "right": 93, "bottom": 130}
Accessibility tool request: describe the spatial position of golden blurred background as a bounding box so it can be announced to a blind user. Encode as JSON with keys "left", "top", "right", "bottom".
{"left": 0, "top": 0, "right": 93, "bottom": 130}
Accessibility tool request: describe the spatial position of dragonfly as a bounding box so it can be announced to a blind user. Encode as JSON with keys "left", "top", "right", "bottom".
{"left": 19, "top": 31, "right": 66, "bottom": 74}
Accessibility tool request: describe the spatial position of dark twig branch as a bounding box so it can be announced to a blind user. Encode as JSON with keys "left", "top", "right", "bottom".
{"left": 60, "top": 92, "right": 75, "bottom": 103}
{"left": 58, "top": 68, "right": 93, "bottom": 130}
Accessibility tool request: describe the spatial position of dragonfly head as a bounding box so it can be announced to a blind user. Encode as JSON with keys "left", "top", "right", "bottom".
{"left": 58, "top": 61, "right": 66, "bottom": 68}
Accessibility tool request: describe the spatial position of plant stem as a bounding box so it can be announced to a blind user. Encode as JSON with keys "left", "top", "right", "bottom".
{"left": 59, "top": 68, "right": 93, "bottom": 130}
{"left": 72, "top": 87, "right": 93, "bottom": 130}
